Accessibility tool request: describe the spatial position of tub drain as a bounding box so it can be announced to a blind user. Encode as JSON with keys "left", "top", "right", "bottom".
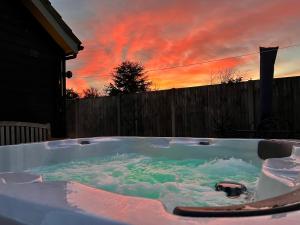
{"left": 215, "top": 181, "right": 247, "bottom": 198}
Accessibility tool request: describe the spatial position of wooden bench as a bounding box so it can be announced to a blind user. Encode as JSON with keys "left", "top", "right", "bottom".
{"left": 0, "top": 121, "right": 51, "bottom": 146}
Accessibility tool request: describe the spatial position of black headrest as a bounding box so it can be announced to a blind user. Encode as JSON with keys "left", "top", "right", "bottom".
{"left": 258, "top": 140, "right": 297, "bottom": 160}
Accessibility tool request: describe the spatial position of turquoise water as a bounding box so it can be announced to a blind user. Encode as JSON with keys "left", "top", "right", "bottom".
{"left": 30, "top": 153, "right": 260, "bottom": 212}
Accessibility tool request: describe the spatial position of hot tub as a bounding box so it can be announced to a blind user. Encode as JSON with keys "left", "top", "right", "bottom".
{"left": 0, "top": 137, "right": 299, "bottom": 225}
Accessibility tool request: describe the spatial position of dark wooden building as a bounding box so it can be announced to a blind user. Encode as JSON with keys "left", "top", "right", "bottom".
{"left": 0, "top": 0, "right": 83, "bottom": 137}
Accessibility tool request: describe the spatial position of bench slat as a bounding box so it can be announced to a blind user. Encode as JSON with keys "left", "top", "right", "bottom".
{"left": 0, "top": 122, "right": 51, "bottom": 146}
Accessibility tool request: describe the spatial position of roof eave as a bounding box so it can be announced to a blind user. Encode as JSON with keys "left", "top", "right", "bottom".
{"left": 22, "top": 0, "right": 83, "bottom": 57}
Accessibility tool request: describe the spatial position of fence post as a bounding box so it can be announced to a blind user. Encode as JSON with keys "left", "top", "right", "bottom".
{"left": 171, "top": 89, "right": 176, "bottom": 137}
{"left": 247, "top": 81, "right": 255, "bottom": 131}
{"left": 117, "top": 95, "right": 121, "bottom": 136}
{"left": 134, "top": 94, "right": 138, "bottom": 136}
{"left": 75, "top": 100, "right": 79, "bottom": 138}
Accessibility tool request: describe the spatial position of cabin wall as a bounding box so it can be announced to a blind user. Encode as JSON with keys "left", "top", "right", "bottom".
{"left": 0, "top": 0, "right": 66, "bottom": 137}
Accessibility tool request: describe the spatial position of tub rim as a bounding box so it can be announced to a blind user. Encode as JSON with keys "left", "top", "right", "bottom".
{"left": 174, "top": 139, "right": 300, "bottom": 217}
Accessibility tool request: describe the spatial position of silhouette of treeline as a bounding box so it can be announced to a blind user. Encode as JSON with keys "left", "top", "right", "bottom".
{"left": 66, "top": 61, "right": 244, "bottom": 99}
{"left": 67, "top": 61, "right": 152, "bottom": 99}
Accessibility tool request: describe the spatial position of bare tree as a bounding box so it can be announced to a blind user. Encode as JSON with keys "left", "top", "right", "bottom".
{"left": 151, "top": 81, "right": 160, "bottom": 91}
{"left": 82, "top": 87, "right": 102, "bottom": 98}
{"left": 210, "top": 68, "right": 245, "bottom": 85}
{"left": 66, "top": 88, "right": 80, "bottom": 100}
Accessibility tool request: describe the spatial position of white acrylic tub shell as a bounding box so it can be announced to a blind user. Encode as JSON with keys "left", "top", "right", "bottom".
{"left": 255, "top": 147, "right": 300, "bottom": 200}
{"left": 0, "top": 137, "right": 299, "bottom": 225}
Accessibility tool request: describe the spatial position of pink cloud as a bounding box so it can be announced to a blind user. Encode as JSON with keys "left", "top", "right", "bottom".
{"left": 60, "top": 0, "right": 300, "bottom": 92}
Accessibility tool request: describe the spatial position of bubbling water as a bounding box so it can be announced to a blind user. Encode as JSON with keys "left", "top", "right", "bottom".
{"left": 30, "top": 153, "right": 260, "bottom": 212}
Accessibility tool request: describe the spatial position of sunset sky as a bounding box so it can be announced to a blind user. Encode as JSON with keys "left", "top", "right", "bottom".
{"left": 51, "top": 0, "right": 300, "bottom": 93}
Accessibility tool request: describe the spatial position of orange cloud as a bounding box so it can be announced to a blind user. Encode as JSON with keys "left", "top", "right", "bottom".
{"left": 58, "top": 0, "right": 300, "bottom": 93}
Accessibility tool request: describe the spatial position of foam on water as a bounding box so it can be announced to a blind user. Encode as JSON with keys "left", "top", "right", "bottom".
{"left": 30, "top": 153, "right": 260, "bottom": 212}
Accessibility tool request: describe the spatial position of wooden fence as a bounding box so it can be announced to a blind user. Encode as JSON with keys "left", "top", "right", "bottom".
{"left": 0, "top": 121, "right": 51, "bottom": 146}
{"left": 66, "top": 76, "right": 300, "bottom": 139}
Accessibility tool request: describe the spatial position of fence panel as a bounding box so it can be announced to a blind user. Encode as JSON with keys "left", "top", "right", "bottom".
{"left": 66, "top": 76, "right": 300, "bottom": 139}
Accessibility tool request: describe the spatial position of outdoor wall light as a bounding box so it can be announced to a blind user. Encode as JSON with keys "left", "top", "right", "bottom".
{"left": 65, "top": 71, "right": 73, "bottom": 79}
